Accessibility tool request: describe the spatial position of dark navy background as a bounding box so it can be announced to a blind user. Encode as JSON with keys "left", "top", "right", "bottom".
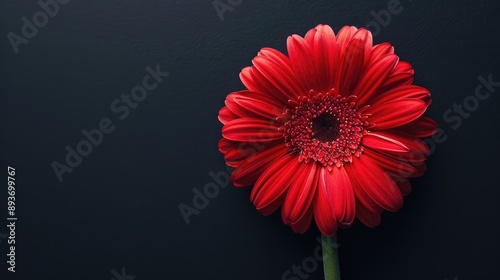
{"left": 1, "top": 0, "right": 499, "bottom": 279}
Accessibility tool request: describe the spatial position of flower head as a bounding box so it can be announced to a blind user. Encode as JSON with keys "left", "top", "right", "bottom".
{"left": 218, "top": 25, "right": 437, "bottom": 236}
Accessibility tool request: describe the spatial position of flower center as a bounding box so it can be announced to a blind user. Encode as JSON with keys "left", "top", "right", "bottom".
{"left": 311, "top": 113, "right": 341, "bottom": 142}
{"left": 283, "top": 90, "right": 370, "bottom": 168}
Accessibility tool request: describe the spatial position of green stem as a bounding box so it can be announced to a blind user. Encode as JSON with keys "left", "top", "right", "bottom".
{"left": 322, "top": 234, "right": 341, "bottom": 280}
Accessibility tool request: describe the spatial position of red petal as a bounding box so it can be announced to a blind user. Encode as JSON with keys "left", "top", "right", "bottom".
{"left": 366, "top": 130, "right": 430, "bottom": 162}
{"left": 252, "top": 154, "right": 301, "bottom": 214}
{"left": 223, "top": 148, "right": 250, "bottom": 167}
{"left": 362, "top": 132, "right": 411, "bottom": 153}
{"left": 218, "top": 138, "right": 241, "bottom": 167}
{"left": 356, "top": 204, "right": 382, "bottom": 228}
{"left": 380, "top": 130, "right": 430, "bottom": 154}
{"left": 353, "top": 28, "right": 373, "bottom": 67}
{"left": 223, "top": 140, "right": 283, "bottom": 168}
{"left": 311, "top": 24, "right": 339, "bottom": 93}
{"left": 336, "top": 26, "right": 358, "bottom": 53}
{"left": 346, "top": 156, "right": 403, "bottom": 212}
{"left": 355, "top": 54, "right": 399, "bottom": 106}
{"left": 332, "top": 167, "right": 355, "bottom": 224}
{"left": 218, "top": 107, "right": 238, "bottom": 125}
{"left": 377, "top": 61, "right": 414, "bottom": 93}
{"left": 393, "top": 61, "right": 413, "bottom": 73}
{"left": 304, "top": 26, "right": 317, "bottom": 45}
{"left": 258, "top": 48, "right": 292, "bottom": 69}
{"left": 230, "top": 144, "right": 288, "bottom": 187}
{"left": 314, "top": 167, "right": 355, "bottom": 236}
{"left": 258, "top": 195, "right": 286, "bottom": 216}
{"left": 252, "top": 55, "right": 304, "bottom": 102}
{"left": 368, "top": 99, "right": 426, "bottom": 130}
{"left": 379, "top": 73, "right": 414, "bottom": 93}
{"left": 240, "top": 66, "right": 256, "bottom": 90}
{"left": 244, "top": 66, "right": 291, "bottom": 105}
{"left": 396, "top": 178, "right": 412, "bottom": 196}
{"left": 222, "top": 117, "right": 282, "bottom": 142}
{"left": 363, "top": 148, "right": 420, "bottom": 179}
{"left": 313, "top": 184, "right": 338, "bottom": 236}
{"left": 257, "top": 47, "right": 306, "bottom": 95}
{"left": 282, "top": 162, "right": 318, "bottom": 226}
{"left": 313, "top": 168, "right": 336, "bottom": 236}
{"left": 225, "top": 91, "right": 284, "bottom": 119}
{"left": 218, "top": 138, "right": 234, "bottom": 154}
{"left": 413, "top": 161, "right": 428, "bottom": 176}
{"left": 239, "top": 66, "right": 270, "bottom": 96}
{"left": 397, "top": 116, "right": 438, "bottom": 138}
{"left": 370, "top": 85, "right": 430, "bottom": 108}
{"left": 291, "top": 207, "right": 314, "bottom": 234}
{"left": 336, "top": 28, "right": 372, "bottom": 96}
{"left": 369, "top": 42, "right": 394, "bottom": 62}
{"left": 350, "top": 176, "right": 380, "bottom": 213}
{"left": 287, "top": 34, "right": 319, "bottom": 93}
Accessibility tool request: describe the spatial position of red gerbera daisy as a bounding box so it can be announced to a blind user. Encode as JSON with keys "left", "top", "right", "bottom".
{"left": 218, "top": 24, "right": 437, "bottom": 236}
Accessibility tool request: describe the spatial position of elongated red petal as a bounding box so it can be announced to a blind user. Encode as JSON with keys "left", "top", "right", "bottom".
{"left": 230, "top": 144, "right": 288, "bottom": 187}
{"left": 350, "top": 178, "right": 379, "bottom": 214}
{"left": 218, "top": 138, "right": 234, "bottom": 154}
{"left": 282, "top": 162, "right": 318, "bottom": 226}
{"left": 225, "top": 91, "right": 284, "bottom": 119}
{"left": 218, "top": 138, "right": 242, "bottom": 167}
{"left": 312, "top": 24, "right": 339, "bottom": 92}
{"left": 239, "top": 66, "right": 257, "bottom": 91}
{"left": 363, "top": 148, "right": 420, "bottom": 178}
{"left": 313, "top": 182, "right": 338, "bottom": 235}
{"left": 368, "top": 130, "right": 431, "bottom": 162}
{"left": 356, "top": 204, "right": 382, "bottom": 228}
{"left": 377, "top": 61, "right": 414, "bottom": 93}
{"left": 291, "top": 207, "right": 314, "bottom": 234}
{"left": 370, "top": 85, "right": 430, "bottom": 108}
{"left": 368, "top": 99, "right": 426, "bottom": 130}
{"left": 336, "top": 28, "right": 372, "bottom": 95}
{"left": 396, "top": 178, "right": 412, "bottom": 196}
{"left": 393, "top": 61, "right": 413, "bottom": 73}
{"left": 362, "top": 132, "right": 410, "bottom": 153}
{"left": 246, "top": 66, "right": 291, "bottom": 105}
{"left": 304, "top": 26, "right": 317, "bottom": 45}
{"left": 223, "top": 140, "right": 283, "bottom": 167}
{"left": 252, "top": 154, "right": 302, "bottom": 214}
{"left": 397, "top": 116, "right": 438, "bottom": 138}
{"left": 222, "top": 117, "right": 282, "bottom": 142}
{"left": 346, "top": 156, "right": 403, "bottom": 212}
{"left": 223, "top": 148, "right": 251, "bottom": 167}
{"left": 336, "top": 26, "right": 358, "bottom": 53}
{"left": 218, "top": 107, "right": 238, "bottom": 125}
{"left": 313, "top": 167, "right": 355, "bottom": 236}
{"left": 287, "top": 34, "right": 318, "bottom": 93}
{"left": 252, "top": 55, "right": 304, "bottom": 101}
{"left": 258, "top": 48, "right": 293, "bottom": 70}
{"left": 369, "top": 42, "right": 394, "bottom": 63}
{"left": 355, "top": 54, "right": 399, "bottom": 106}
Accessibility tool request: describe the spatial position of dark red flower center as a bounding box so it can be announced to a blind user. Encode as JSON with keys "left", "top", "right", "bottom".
{"left": 311, "top": 112, "right": 341, "bottom": 142}
{"left": 283, "top": 90, "right": 370, "bottom": 168}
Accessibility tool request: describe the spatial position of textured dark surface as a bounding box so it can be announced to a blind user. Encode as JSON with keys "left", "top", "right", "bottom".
{"left": 1, "top": 0, "right": 499, "bottom": 279}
